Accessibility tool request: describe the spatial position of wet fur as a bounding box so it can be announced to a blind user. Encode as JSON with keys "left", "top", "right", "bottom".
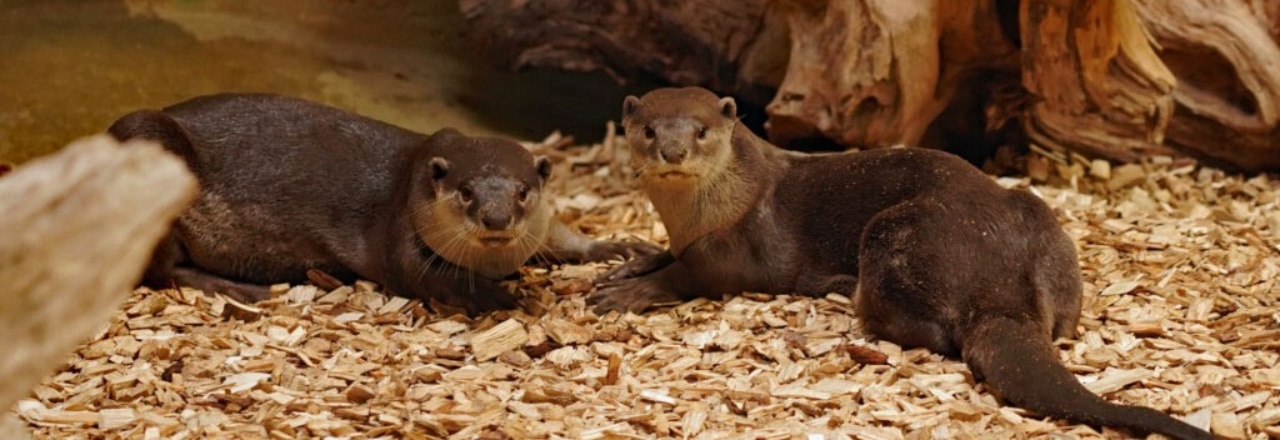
{"left": 593, "top": 87, "right": 1213, "bottom": 440}
{"left": 110, "top": 93, "right": 656, "bottom": 315}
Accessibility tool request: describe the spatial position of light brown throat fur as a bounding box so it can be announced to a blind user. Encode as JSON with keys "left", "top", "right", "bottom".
{"left": 642, "top": 144, "right": 761, "bottom": 256}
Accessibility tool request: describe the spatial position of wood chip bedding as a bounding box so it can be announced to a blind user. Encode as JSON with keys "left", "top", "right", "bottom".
{"left": 18, "top": 130, "right": 1280, "bottom": 439}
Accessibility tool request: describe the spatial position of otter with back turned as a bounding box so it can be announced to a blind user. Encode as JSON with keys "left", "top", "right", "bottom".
{"left": 591, "top": 87, "right": 1212, "bottom": 440}
{"left": 110, "top": 93, "right": 658, "bottom": 316}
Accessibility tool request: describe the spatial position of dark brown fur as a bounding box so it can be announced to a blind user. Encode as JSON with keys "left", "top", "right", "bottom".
{"left": 110, "top": 93, "right": 657, "bottom": 316}
{"left": 592, "top": 87, "right": 1213, "bottom": 440}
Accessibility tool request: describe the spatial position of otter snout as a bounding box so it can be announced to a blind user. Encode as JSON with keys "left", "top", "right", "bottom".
{"left": 658, "top": 143, "right": 688, "bottom": 164}
{"left": 477, "top": 203, "right": 515, "bottom": 231}
{"left": 478, "top": 205, "right": 512, "bottom": 230}
{"left": 647, "top": 119, "right": 701, "bottom": 165}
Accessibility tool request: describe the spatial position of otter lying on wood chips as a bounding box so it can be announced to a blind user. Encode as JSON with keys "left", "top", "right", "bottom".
{"left": 109, "top": 93, "right": 659, "bottom": 316}
{"left": 590, "top": 87, "right": 1212, "bottom": 440}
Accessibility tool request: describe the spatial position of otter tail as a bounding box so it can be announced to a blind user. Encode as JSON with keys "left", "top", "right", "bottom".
{"left": 107, "top": 110, "right": 198, "bottom": 169}
{"left": 963, "top": 317, "right": 1213, "bottom": 440}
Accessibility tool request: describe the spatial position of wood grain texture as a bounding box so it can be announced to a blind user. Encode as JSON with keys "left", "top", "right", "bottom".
{"left": 1020, "top": 0, "right": 1179, "bottom": 162}
{"left": 766, "top": 0, "right": 1019, "bottom": 148}
{"left": 0, "top": 135, "right": 196, "bottom": 430}
{"left": 1134, "top": 0, "right": 1280, "bottom": 171}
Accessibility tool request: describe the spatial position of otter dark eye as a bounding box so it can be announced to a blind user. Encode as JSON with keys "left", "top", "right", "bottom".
{"left": 643, "top": 126, "right": 655, "bottom": 139}
{"left": 697, "top": 127, "right": 707, "bottom": 140}
{"left": 458, "top": 187, "right": 473, "bottom": 203}
{"left": 518, "top": 186, "right": 530, "bottom": 202}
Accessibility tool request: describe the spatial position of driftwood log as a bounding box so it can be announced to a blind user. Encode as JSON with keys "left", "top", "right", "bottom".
{"left": 0, "top": 136, "right": 196, "bottom": 435}
{"left": 461, "top": 0, "right": 1280, "bottom": 172}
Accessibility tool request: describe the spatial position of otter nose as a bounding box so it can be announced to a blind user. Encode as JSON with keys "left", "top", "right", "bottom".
{"left": 480, "top": 209, "right": 513, "bottom": 230}
{"left": 659, "top": 146, "right": 687, "bottom": 164}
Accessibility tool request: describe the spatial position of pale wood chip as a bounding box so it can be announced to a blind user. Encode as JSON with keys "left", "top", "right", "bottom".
{"left": 640, "top": 389, "right": 677, "bottom": 405}
{"left": 97, "top": 408, "right": 136, "bottom": 430}
{"left": 1211, "top": 412, "right": 1246, "bottom": 440}
{"left": 471, "top": 319, "right": 528, "bottom": 362}
{"left": 223, "top": 372, "right": 271, "bottom": 393}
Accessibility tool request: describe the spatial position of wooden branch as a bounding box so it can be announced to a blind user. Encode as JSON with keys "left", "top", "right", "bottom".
{"left": 0, "top": 135, "right": 197, "bottom": 430}
{"left": 765, "top": 0, "right": 1020, "bottom": 148}
{"left": 1020, "top": 0, "right": 1179, "bottom": 162}
{"left": 1133, "top": 0, "right": 1280, "bottom": 171}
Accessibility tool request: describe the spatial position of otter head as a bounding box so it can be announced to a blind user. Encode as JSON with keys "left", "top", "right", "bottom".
{"left": 413, "top": 128, "right": 553, "bottom": 278}
{"left": 621, "top": 87, "right": 738, "bottom": 186}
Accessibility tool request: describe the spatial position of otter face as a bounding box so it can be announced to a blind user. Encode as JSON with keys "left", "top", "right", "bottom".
{"left": 414, "top": 129, "right": 556, "bottom": 278}
{"left": 426, "top": 153, "right": 552, "bottom": 249}
{"left": 621, "top": 88, "right": 738, "bottom": 184}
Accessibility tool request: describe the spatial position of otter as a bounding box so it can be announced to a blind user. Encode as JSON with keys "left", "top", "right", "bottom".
{"left": 109, "top": 93, "right": 658, "bottom": 316}
{"left": 590, "top": 87, "right": 1212, "bottom": 440}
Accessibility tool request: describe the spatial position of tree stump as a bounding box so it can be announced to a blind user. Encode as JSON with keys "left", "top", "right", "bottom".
{"left": 0, "top": 135, "right": 197, "bottom": 434}
{"left": 765, "top": 0, "right": 1020, "bottom": 148}
{"left": 1020, "top": 0, "right": 1178, "bottom": 162}
{"left": 1133, "top": 0, "right": 1280, "bottom": 171}
{"left": 461, "top": 0, "right": 1280, "bottom": 172}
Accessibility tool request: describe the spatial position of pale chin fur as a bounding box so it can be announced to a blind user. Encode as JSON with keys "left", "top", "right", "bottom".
{"left": 416, "top": 200, "right": 549, "bottom": 279}
{"left": 641, "top": 166, "right": 699, "bottom": 184}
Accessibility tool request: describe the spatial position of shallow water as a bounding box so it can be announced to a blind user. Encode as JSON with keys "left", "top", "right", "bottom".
{"left": 0, "top": 0, "right": 644, "bottom": 164}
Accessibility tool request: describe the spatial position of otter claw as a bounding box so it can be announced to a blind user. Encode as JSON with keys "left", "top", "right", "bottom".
{"left": 588, "top": 276, "right": 680, "bottom": 315}
{"left": 590, "top": 240, "right": 663, "bottom": 262}
{"left": 589, "top": 289, "right": 654, "bottom": 315}
{"left": 596, "top": 250, "right": 674, "bottom": 284}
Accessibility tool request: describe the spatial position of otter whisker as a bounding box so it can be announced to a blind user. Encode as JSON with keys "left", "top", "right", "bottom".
{"left": 528, "top": 231, "right": 561, "bottom": 267}
{"left": 521, "top": 230, "right": 554, "bottom": 268}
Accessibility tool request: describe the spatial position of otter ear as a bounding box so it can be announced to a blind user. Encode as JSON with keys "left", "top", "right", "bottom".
{"left": 622, "top": 95, "right": 641, "bottom": 120}
{"left": 534, "top": 155, "right": 553, "bottom": 182}
{"left": 429, "top": 157, "right": 450, "bottom": 182}
{"left": 719, "top": 97, "right": 737, "bottom": 120}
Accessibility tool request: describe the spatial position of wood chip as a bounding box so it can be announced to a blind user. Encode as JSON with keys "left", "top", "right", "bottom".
{"left": 306, "top": 269, "right": 344, "bottom": 291}
{"left": 1082, "top": 368, "right": 1153, "bottom": 395}
{"left": 223, "top": 372, "right": 271, "bottom": 393}
{"left": 640, "top": 389, "right": 677, "bottom": 405}
{"left": 471, "top": 319, "right": 528, "bottom": 362}
{"left": 345, "top": 385, "right": 375, "bottom": 404}
{"left": 843, "top": 344, "right": 890, "bottom": 365}
{"left": 604, "top": 353, "right": 622, "bottom": 386}
{"left": 97, "top": 408, "right": 135, "bottom": 430}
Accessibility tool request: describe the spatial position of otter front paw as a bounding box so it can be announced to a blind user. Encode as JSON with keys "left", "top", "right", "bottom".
{"left": 584, "top": 239, "right": 664, "bottom": 262}
{"left": 595, "top": 251, "right": 674, "bottom": 283}
{"left": 588, "top": 276, "right": 681, "bottom": 315}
